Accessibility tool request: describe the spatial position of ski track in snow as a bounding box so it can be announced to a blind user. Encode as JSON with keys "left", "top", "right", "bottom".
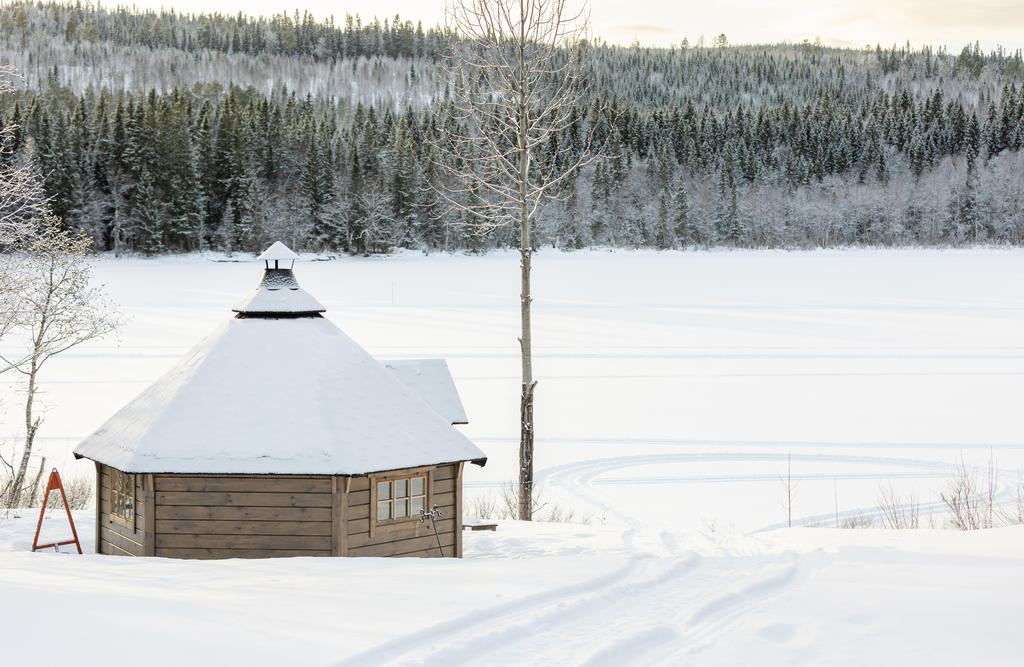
{"left": 361, "top": 451, "right": 827, "bottom": 665}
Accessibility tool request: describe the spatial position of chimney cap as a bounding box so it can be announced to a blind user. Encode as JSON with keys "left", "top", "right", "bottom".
{"left": 257, "top": 241, "right": 299, "bottom": 262}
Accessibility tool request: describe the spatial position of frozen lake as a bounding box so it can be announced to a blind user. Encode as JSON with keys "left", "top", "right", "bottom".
{"left": 5, "top": 247, "right": 1024, "bottom": 532}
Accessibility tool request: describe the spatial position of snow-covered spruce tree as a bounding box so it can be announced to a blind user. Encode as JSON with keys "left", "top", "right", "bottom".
{"left": 415, "top": 142, "right": 447, "bottom": 251}
{"left": 555, "top": 174, "right": 588, "bottom": 249}
{"left": 302, "top": 122, "right": 337, "bottom": 250}
{"left": 430, "top": 0, "right": 599, "bottom": 520}
{"left": 1, "top": 216, "right": 121, "bottom": 507}
{"left": 671, "top": 174, "right": 690, "bottom": 247}
{"left": 389, "top": 115, "right": 420, "bottom": 249}
{"left": 159, "top": 95, "right": 205, "bottom": 252}
{"left": 132, "top": 168, "right": 165, "bottom": 255}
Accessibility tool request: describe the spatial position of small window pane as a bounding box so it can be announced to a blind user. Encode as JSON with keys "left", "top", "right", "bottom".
{"left": 394, "top": 499, "right": 409, "bottom": 519}
{"left": 395, "top": 479, "right": 408, "bottom": 498}
{"left": 411, "top": 477, "right": 424, "bottom": 496}
{"left": 411, "top": 497, "right": 425, "bottom": 516}
{"left": 377, "top": 481, "right": 391, "bottom": 500}
{"left": 377, "top": 501, "right": 392, "bottom": 521}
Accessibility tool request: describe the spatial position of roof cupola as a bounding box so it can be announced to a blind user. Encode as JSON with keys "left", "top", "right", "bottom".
{"left": 232, "top": 241, "right": 326, "bottom": 317}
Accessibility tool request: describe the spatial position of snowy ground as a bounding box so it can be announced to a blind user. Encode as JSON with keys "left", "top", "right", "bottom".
{"left": 2, "top": 248, "right": 1024, "bottom": 664}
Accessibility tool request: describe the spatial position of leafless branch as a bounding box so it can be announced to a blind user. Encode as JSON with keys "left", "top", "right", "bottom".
{"left": 426, "top": 0, "right": 607, "bottom": 232}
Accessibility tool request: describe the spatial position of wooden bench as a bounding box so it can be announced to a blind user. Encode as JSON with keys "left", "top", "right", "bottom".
{"left": 463, "top": 516, "right": 497, "bottom": 531}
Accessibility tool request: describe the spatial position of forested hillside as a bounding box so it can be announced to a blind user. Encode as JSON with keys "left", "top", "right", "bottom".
{"left": 1, "top": 1, "right": 1023, "bottom": 254}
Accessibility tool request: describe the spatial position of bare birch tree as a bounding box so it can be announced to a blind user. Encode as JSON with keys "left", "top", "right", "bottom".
{"left": 1, "top": 216, "right": 121, "bottom": 506}
{"left": 431, "top": 0, "right": 598, "bottom": 519}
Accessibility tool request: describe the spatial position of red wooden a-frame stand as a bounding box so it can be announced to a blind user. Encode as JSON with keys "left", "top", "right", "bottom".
{"left": 31, "top": 469, "right": 83, "bottom": 554}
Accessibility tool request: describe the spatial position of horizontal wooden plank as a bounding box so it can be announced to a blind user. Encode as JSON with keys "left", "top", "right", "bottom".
{"left": 100, "top": 525, "right": 143, "bottom": 554}
{"left": 347, "top": 490, "right": 369, "bottom": 507}
{"left": 391, "top": 549, "right": 445, "bottom": 559}
{"left": 348, "top": 532, "right": 456, "bottom": 558}
{"left": 433, "top": 478, "right": 456, "bottom": 496}
{"left": 155, "top": 492, "right": 332, "bottom": 507}
{"left": 155, "top": 520, "right": 331, "bottom": 536}
{"left": 432, "top": 465, "right": 457, "bottom": 482}
{"left": 101, "top": 539, "right": 137, "bottom": 557}
{"left": 155, "top": 548, "right": 331, "bottom": 560}
{"left": 155, "top": 505, "right": 332, "bottom": 522}
{"left": 348, "top": 476, "right": 369, "bottom": 493}
{"left": 346, "top": 503, "right": 369, "bottom": 522}
{"left": 429, "top": 491, "right": 456, "bottom": 509}
{"left": 155, "top": 533, "right": 331, "bottom": 550}
{"left": 155, "top": 476, "right": 332, "bottom": 494}
{"left": 104, "top": 514, "right": 143, "bottom": 540}
{"left": 348, "top": 519, "right": 455, "bottom": 549}
{"left": 347, "top": 505, "right": 455, "bottom": 537}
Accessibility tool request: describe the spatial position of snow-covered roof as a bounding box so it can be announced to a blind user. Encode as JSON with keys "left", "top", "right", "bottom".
{"left": 232, "top": 267, "right": 326, "bottom": 316}
{"left": 74, "top": 243, "right": 486, "bottom": 475}
{"left": 258, "top": 241, "right": 299, "bottom": 262}
{"left": 383, "top": 359, "right": 468, "bottom": 424}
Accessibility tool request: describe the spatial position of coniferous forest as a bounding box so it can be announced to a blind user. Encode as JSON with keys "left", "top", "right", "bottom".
{"left": 1, "top": 2, "right": 1023, "bottom": 254}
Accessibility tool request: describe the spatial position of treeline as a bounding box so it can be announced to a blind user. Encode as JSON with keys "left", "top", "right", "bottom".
{"left": 0, "top": 2, "right": 1022, "bottom": 254}
{"left": 2, "top": 1, "right": 443, "bottom": 61}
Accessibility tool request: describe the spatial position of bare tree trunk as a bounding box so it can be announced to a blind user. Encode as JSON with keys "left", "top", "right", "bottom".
{"left": 9, "top": 356, "right": 41, "bottom": 507}
{"left": 516, "top": 9, "right": 535, "bottom": 521}
{"left": 518, "top": 242, "right": 535, "bottom": 518}
{"left": 28, "top": 455, "right": 46, "bottom": 507}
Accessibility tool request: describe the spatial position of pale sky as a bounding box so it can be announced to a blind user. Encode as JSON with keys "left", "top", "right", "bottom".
{"left": 127, "top": 0, "right": 1024, "bottom": 52}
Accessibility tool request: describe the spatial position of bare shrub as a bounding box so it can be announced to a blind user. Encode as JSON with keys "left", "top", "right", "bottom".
{"left": 1004, "top": 471, "right": 1024, "bottom": 526}
{"left": 1, "top": 454, "right": 47, "bottom": 509}
{"left": 466, "top": 482, "right": 590, "bottom": 524}
{"left": 841, "top": 514, "right": 874, "bottom": 529}
{"left": 941, "top": 453, "right": 998, "bottom": 531}
{"left": 876, "top": 482, "right": 920, "bottom": 529}
{"left": 2, "top": 460, "right": 92, "bottom": 510}
{"left": 546, "top": 504, "right": 589, "bottom": 524}
{"left": 467, "top": 492, "right": 503, "bottom": 520}
{"left": 44, "top": 474, "right": 93, "bottom": 510}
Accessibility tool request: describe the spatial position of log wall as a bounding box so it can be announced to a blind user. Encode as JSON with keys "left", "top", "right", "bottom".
{"left": 96, "top": 464, "right": 149, "bottom": 557}
{"left": 152, "top": 475, "right": 333, "bottom": 559}
{"left": 95, "top": 464, "right": 466, "bottom": 560}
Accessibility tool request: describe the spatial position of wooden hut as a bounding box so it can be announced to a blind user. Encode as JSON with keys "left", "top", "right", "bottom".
{"left": 74, "top": 242, "right": 486, "bottom": 559}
